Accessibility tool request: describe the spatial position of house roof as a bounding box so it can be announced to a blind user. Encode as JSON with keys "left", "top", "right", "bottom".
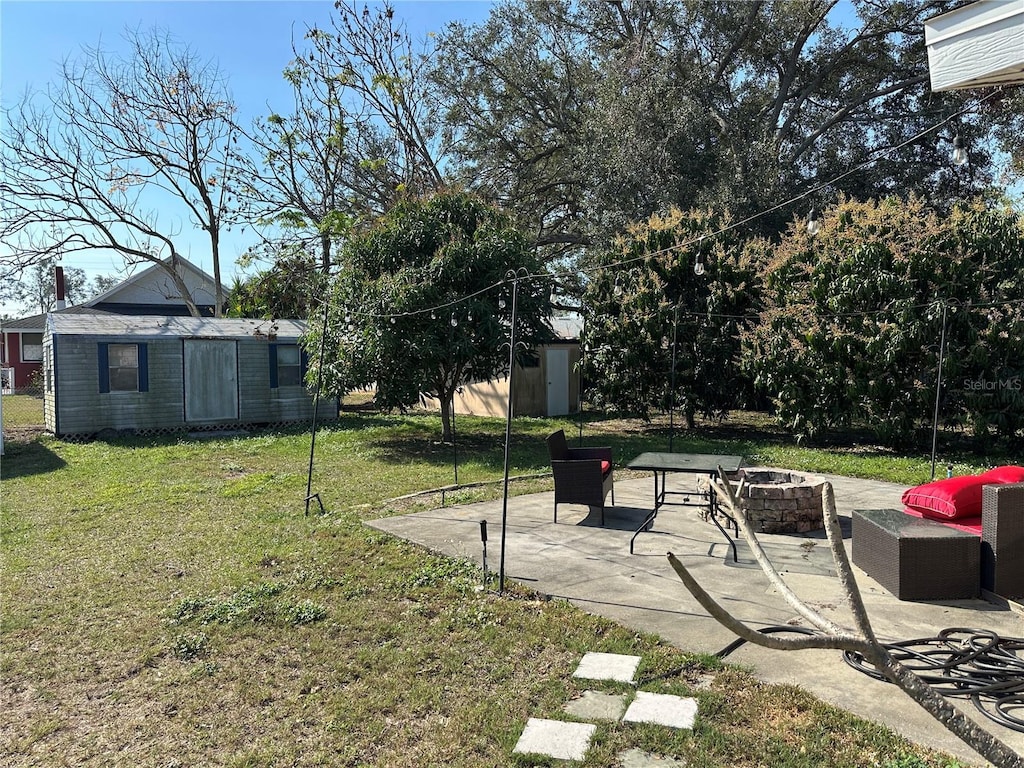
{"left": 83, "top": 256, "right": 226, "bottom": 309}
{"left": 2, "top": 305, "right": 111, "bottom": 332}
{"left": 46, "top": 314, "right": 307, "bottom": 340}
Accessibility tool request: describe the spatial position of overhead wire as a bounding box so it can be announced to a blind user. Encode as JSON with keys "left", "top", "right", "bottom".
{"left": 285, "top": 86, "right": 1008, "bottom": 326}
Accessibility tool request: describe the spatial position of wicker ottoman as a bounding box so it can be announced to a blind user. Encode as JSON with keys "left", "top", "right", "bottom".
{"left": 852, "top": 509, "right": 980, "bottom": 601}
{"left": 981, "top": 483, "right": 1024, "bottom": 599}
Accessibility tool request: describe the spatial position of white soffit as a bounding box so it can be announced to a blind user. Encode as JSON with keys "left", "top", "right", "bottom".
{"left": 925, "top": 0, "right": 1024, "bottom": 91}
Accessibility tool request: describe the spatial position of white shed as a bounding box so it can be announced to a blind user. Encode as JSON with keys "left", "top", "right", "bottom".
{"left": 925, "top": 0, "right": 1024, "bottom": 91}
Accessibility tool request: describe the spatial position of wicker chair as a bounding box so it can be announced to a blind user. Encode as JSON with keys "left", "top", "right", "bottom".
{"left": 982, "top": 482, "right": 1024, "bottom": 599}
{"left": 546, "top": 429, "right": 615, "bottom": 525}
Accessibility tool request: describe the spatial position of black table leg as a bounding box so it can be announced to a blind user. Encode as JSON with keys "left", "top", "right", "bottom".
{"left": 707, "top": 478, "right": 738, "bottom": 562}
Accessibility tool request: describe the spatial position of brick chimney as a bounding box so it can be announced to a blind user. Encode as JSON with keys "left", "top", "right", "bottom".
{"left": 55, "top": 265, "right": 67, "bottom": 310}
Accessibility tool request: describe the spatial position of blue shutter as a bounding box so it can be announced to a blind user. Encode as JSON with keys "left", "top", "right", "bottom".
{"left": 138, "top": 343, "right": 149, "bottom": 392}
{"left": 268, "top": 344, "right": 278, "bottom": 389}
{"left": 98, "top": 343, "right": 110, "bottom": 393}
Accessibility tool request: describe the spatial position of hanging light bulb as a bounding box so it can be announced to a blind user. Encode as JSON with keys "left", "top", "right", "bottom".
{"left": 450, "top": 312, "right": 458, "bottom": 328}
{"left": 951, "top": 134, "right": 968, "bottom": 166}
{"left": 498, "top": 296, "right": 506, "bottom": 310}
{"left": 467, "top": 310, "right": 473, "bottom": 323}
{"left": 389, "top": 316, "right": 396, "bottom": 324}
{"left": 430, "top": 310, "right": 437, "bottom": 320}
{"left": 693, "top": 249, "right": 705, "bottom": 276}
{"left": 806, "top": 207, "right": 821, "bottom": 236}
{"left": 613, "top": 276, "right": 623, "bottom": 297}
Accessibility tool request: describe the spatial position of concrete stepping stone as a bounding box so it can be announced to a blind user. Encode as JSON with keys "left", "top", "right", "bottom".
{"left": 622, "top": 691, "right": 698, "bottom": 729}
{"left": 573, "top": 651, "right": 641, "bottom": 683}
{"left": 616, "top": 747, "right": 688, "bottom": 766}
{"left": 563, "top": 690, "right": 629, "bottom": 721}
{"left": 513, "top": 717, "right": 597, "bottom": 761}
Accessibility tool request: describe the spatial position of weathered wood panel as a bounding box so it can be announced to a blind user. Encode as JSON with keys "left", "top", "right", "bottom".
{"left": 184, "top": 339, "right": 238, "bottom": 423}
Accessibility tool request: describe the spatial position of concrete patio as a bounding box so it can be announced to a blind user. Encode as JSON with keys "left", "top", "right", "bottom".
{"left": 368, "top": 471, "right": 1024, "bottom": 765}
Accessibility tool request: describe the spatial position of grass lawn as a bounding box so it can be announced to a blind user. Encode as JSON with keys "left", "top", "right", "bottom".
{"left": 1, "top": 401, "right": 999, "bottom": 767}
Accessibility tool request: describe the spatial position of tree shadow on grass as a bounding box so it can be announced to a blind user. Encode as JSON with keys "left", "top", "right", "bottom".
{"left": 1, "top": 440, "right": 67, "bottom": 479}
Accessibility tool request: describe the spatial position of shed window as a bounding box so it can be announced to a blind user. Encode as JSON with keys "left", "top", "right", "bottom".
{"left": 273, "top": 344, "right": 302, "bottom": 387}
{"left": 98, "top": 342, "right": 149, "bottom": 393}
{"left": 21, "top": 333, "right": 43, "bottom": 362}
{"left": 109, "top": 344, "right": 139, "bottom": 391}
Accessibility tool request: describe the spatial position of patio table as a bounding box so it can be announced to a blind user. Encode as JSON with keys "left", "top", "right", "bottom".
{"left": 626, "top": 452, "right": 744, "bottom": 557}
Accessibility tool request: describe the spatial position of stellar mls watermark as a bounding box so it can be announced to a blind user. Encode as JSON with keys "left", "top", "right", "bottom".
{"left": 963, "top": 376, "right": 1023, "bottom": 392}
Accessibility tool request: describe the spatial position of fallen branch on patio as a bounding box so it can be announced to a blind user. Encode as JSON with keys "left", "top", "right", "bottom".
{"left": 666, "top": 471, "right": 1024, "bottom": 768}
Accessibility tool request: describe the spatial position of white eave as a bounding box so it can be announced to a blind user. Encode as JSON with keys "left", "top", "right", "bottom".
{"left": 925, "top": 0, "right": 1024, "bottom": 91}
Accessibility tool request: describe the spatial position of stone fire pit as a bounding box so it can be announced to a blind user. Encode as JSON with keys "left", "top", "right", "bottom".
{"left": 734, "top": 468, "right": 827, "bottom": 534}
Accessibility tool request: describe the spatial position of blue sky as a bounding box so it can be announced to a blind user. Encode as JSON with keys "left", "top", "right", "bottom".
{"left": 0, "top": 0, "right": 495, "bottom": 310}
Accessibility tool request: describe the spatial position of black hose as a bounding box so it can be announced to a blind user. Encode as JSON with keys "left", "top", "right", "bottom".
{"left": 841, "top": 627, "right": 1024, "bottom": 733}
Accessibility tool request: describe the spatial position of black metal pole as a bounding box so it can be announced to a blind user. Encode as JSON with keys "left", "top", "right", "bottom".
{"left": 305, "top": 292, "right": 331, "bottom": 515}
{"left": 498, "top": 275, "right": 520, "bottom": 593}
{"left": 578, "top": 316, "right": 585, "bottom": 447}
{"left": 452, "top": 399, "right": 459, "bottom": 486}
{"left": 669, "top": 304, "right": 679, "bottom": 453}
{"left": 930, "top": 302, "right": 949, "bottom": 481}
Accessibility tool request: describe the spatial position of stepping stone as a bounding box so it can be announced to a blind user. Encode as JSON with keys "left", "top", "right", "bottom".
{"left": 513, "top": 718, "right": 597, "bottom": 761}
{"left": 573, "top": 652, "right": 641, "bottom": 683}
{"left": 563, "top": 690, "right": 629, "bottom": 721}
{"left": 616, "top": 748, "right": 688, "bottom": 767}
{"left": 622, "top": 691, "right": 698, "bottom": 729}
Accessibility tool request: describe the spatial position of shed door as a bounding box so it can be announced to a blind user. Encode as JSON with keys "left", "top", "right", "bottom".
{"left": 546, "top": 348, "right": 570, "bottom": 416}
{"left": 184, "top": 340, "right": 238, "bottom": 423}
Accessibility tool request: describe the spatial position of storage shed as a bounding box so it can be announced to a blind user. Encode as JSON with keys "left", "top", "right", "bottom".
{"left": 43, "top": 315, "right": 337, "bottom": 437}
{"left": 422, "top": 315, "right": 582, "bottom": 419}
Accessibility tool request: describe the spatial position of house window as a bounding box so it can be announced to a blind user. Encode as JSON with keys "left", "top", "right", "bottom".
{"left": 98, "top": 342, "right": 149, "bottom": 393}
{"left": 273, "top": 344, "right": 302, "bottom": 387}
{"left": 21, "top": 333, "right": 43, "bottom": 362}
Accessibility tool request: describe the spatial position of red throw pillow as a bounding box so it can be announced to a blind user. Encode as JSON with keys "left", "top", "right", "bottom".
{"left": 978, "top": 465, "right": 1024, "bottom": 484}
{"left": 600, "top": 460, "right": 611, "bottom": 476}
{"left": 901, "top": 475, "right": 987, "bottom": 520}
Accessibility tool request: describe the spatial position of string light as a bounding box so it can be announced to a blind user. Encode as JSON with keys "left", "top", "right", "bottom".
{"left": 693, "top": 249, "right": 705, "bottom": 276}
{"left": 806, "top": 208, "right": 821, "bottom": 236}
{"left": 450, "top": 312, "right": 458, "bottom": 328}
{"left": 952, "top": 134, "right": 968, "bottom": 167}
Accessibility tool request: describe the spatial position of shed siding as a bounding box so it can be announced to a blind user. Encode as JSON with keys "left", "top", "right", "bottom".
{"left": 43, "top": 336, "right": 56, "bottom": 432}
{"left": 48, "top": 331, "right": 335, "bottom": 436}
{"left": 52, "top": 336, "right": 185, "bottom": 434}
{"left": 237, "top": 341, "right": 333, "bottom": 423}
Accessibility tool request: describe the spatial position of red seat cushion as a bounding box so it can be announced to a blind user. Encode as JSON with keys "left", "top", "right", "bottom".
{"left": 601, "top": 460, "right": 611, "bottom": 475}
{"left": 901, "top": 475, "right": 987, "bottom": 520}
{"left": 902, "top": 506, "right": 982, "bottom": 536}
{"left": 978, "top": 465, "right": 1024, "bottom": 484}
{"left": 902, "top": 467, "right": 1024, "bottom": 521}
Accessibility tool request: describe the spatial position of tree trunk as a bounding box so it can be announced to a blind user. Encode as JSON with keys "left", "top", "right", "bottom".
{"left": 167, "top": 253, "right": 201, "bottom": 318}
{"left": 439, "top": 387, "right": 454, "bottom": 443}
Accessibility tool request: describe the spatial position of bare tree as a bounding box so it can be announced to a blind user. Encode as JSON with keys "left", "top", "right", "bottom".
{"left": 233, "top": 34, "right": 359, "bottom": 271}
{"left": 0, "top": 257, "right": 87, "bottom": 316}
{"left": 0, "top": 28, "right": 236, "bottom": 316}
{"left": 668, "top": 475, "right": 1024, "bottom": 768}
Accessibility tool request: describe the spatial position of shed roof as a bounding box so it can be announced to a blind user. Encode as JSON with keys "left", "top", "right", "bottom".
{"left": 46, "top": 314, "right": 307, "bottom": 340}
